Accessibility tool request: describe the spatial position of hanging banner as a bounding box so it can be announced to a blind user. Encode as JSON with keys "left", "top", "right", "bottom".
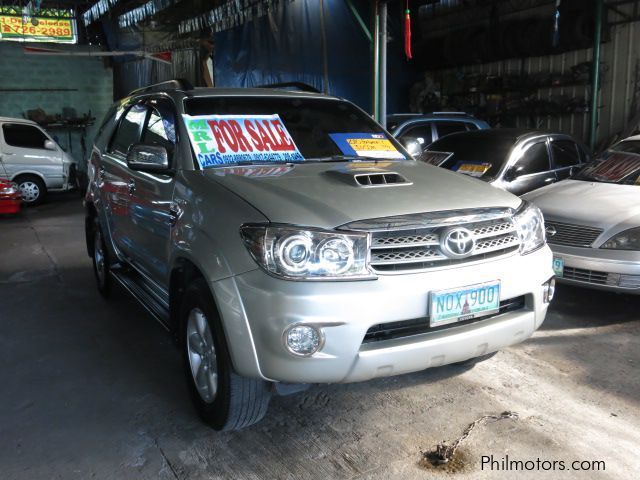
{"left": 182, "top": 114, "right": 305, "bottom": 168}
{"left": 0, "top": 8, "right": 76, "bottom": 44}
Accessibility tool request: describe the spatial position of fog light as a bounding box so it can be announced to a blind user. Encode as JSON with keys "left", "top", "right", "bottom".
{"left": 284, "top": 325, "right": 322, "bottom": 356}
{"left": 543, "top": 278, "right": 556, "bottom": 303}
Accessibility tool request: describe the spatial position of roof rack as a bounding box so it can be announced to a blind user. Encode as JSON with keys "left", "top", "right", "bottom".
{"left": 129, "top": 79, "right": 194, "bottom": 96}
{"left": 256, "top": 82, "right": 321, "bottom": 93}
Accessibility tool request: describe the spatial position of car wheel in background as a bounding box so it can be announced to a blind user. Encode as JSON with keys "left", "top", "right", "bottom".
{"left": 16, "top": 175, "right": 46, "bottom": 206}
{"left": 180, "top": 278, "right": 271, "bottom": 431}
{"left": 92, "top": 222, "right": 111, "bottom": 297}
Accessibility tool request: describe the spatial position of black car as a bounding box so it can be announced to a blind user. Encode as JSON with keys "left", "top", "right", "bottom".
{"left": 423, "top": 129, "right": 591, "bottom": 195}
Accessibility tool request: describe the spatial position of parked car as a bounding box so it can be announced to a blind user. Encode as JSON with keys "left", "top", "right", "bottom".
{"left": 86, "top": 80, "right": 554, "bottom": 431}
{"left": 524, "top": 139, "right": 640, "bottom": 294}
{"left": 424, "top": 129, "right": 590, "bottom": 195}
{"left": 0, "top": 117, "right": 77, "bottom": 205}
{"left": 0, "top": 179, "right": 21, "bottom": 214}
{"left": 387, "top": 112, "right": 489, "bottom": 154}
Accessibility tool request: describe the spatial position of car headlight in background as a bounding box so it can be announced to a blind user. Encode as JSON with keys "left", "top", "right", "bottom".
{"left": 241, "top": 224, "right": 373, "bottom": 280}
{"left": 514, "top": 201, "right": 546, "bottom": 254}
{"left": 0, "top": 182, "right": 19, "bottom": 196}
{"left": 601, "top": 227, "right": 640, "bottom": 250}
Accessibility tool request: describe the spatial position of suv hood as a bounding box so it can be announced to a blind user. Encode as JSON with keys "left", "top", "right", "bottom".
{"left": 204, "top": 161, "right": 521, "bottom": 229}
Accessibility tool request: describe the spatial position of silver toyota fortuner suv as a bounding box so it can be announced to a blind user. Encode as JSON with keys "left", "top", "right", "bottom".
{"left": 85, "top": 80, "right": 555, "bottom": 431}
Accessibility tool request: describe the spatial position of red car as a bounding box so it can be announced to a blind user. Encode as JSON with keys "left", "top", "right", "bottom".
{"left": 0, "top": 179, "right": 21, "bottom": 214}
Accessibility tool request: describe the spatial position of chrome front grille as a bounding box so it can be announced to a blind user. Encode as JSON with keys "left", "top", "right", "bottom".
{"left": 545, "top": 221, "right": 603, "bottom": 248}
{"left": 563, "top": 267, "right": 612, "bottom": 285}
{"left": 342, "top": 209, "right": 521, "bottom": 273}
{"left": 562, "top": 267, "right": 640, "bottom": 289}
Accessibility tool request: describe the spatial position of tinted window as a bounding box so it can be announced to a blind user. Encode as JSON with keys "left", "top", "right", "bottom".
{"left": 513, "top": 142, "right": 550, "bottom": 175}
{"left": 612, "top": 140, "right": 640, "bottom": 154}
{"left": 435, "top": 122, "right": 469, "bottom": 138}
{"left": 185, "top": 97, "right": 407, "bottom": 161}
{"left": 433, "top": 135, "right": 513, "bottom": 178}
{"left": 143, "top": 101, "right": 176, "bottom": 151}
{"left": 2, "top": 124, "right": 48, "bottom": 149}
{"left": 109, "top": 104, "right": 147, "bottom": 154}
{"left": 399, "top": 124, "right": 433, "bottom": 147}
{"left": 551, "top": 140, "right": 580, "bottom": 168}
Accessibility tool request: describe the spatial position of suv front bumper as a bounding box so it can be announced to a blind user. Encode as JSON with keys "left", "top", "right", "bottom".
{"left": 214, "top": 246, "right": 553, "bottom": 383}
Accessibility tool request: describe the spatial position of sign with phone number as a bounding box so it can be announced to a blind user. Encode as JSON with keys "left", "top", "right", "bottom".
{"left": 0, "top": 15, "right": 76, "bottom": 43}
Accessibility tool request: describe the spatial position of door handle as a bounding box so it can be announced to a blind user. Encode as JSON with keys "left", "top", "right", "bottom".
{"left": 127, "top": 178, "right": 136, "bottom": 194}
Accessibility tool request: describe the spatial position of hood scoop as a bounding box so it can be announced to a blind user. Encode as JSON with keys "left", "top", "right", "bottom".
{"left": 326, "top": 169, "right": 412, "bottom": 187}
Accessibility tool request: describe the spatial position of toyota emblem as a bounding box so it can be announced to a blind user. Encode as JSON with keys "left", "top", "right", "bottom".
{"left": 545, "top": 225, "right": 557, "bottom": 237}
{"left": 441, "top": 227, "right": 476, "bottom": 258}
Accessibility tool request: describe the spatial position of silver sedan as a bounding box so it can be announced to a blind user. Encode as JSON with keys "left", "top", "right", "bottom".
{"left": 524, "top": 139, "right": 640, "bottom": 293}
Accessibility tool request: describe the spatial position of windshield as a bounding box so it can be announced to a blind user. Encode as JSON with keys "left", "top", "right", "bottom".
{"left": 427, "top": 135, "right": 513, "bottom": 179}
{"left": 572, "top": 152, "right": 640, "bottom": 185}
{"left": 183, "top": 96, "right": 409, "bottom": 168}
{"left": 610, "top": 140, "right": 640, "bottom": 154}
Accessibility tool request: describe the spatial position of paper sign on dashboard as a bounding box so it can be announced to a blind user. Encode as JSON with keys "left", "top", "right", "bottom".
{"left": 329, "top": 133, "right": 405, "bottom": 159}
{"left": 182, "top": 114, "right": 305, "bottom": 168}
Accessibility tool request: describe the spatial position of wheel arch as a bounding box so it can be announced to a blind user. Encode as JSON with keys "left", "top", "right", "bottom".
{"left": 11, "top": 170, "right": 47, "bottom": 185}
{"left": 169, "top": 257, "right": 208, "bottom": 341}
{"left": 168, "top": 256, "right": 265, "bottom": 380}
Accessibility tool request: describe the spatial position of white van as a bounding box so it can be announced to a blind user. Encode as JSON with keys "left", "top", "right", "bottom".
{"left": 0, "top": 117, "right": 77, "bottom": 205}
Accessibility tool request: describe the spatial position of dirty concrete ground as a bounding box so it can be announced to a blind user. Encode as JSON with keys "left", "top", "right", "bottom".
{"left": 0, "top": 194, "right": 638, "bottom": 480}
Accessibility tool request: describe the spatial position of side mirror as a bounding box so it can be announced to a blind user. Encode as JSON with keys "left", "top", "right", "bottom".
{"left": 44, "top": 140, "right": 57, "bottom": 151}
{"left": 401, "top": 139, "right": 422, "bottom": 158}
{"left": 126, "top": 144, "right": 170, "bottom": 173}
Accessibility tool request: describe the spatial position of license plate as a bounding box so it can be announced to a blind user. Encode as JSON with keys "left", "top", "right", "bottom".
{"left": 430, "top": 281, "right": 501, "bottom": 327}
{"left": 553, "top": 257, "right": 564, "bottom": 278}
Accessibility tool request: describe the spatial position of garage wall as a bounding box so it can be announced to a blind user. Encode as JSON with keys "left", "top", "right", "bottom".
{"left": 424, "top": 5, "right": 640, "bottom": 149}
{"left": 0, "top": 42, "right": 114, "bottom": 164}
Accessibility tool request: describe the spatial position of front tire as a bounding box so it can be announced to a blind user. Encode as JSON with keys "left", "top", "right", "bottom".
{"left": 16, "top": 175, "right": 46, "bottom": 206}
{"left": 180, "top": 278, "right": 271, "bottom": 431}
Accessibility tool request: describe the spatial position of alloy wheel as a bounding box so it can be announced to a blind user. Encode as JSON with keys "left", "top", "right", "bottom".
{"left": 186, "top": 308, "right": 218, "bottom": 403}
{"left": 20, "top": 181, "right": 40, "bottom": 203}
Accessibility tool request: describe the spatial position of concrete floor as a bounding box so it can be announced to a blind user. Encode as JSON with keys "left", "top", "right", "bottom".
{"left": 1, "top": 193, "right": 639, "bottom": 480}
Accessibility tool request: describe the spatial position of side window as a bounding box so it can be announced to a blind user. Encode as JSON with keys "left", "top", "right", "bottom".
{"left": 551, "top": 140, "right": 580, "bottom": 168}
{"left": 513, "top": 142, "right": 551, "bottom": 176}
{"left": 2, "top": 123, "right": 48, "bottom": 149}
{"left": 143, "top": 100, "right": 177, "bottom": 151}
{"left": 399, "top": 123, "right": 433, "bottom": 148}
{"left": 109, "top": 103, "right": 148, "bottom": 155}
{"left": 435, "top": 122, "right": 468, "bottom": 139}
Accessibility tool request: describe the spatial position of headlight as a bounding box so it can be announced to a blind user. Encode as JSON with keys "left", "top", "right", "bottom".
{"left": 0, "top": 183, "right": 19, "bottom": 195}
{"left": 514, "top": 201, "right": 546, "bottom": 254}
{"left": 241, "top": 224, "right": 373, "bottom": 280}
{"left": 601, "top": 227, "right": 640, "bottom": 250}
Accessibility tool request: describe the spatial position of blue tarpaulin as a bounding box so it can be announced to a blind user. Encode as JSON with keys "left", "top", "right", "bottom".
{"left": 213, "top": 0, "right": 415, "bottom": 115}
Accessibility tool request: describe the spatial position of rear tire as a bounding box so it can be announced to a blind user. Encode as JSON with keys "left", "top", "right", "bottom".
{"left": 180, "top": 278, "right": 271, "bottom": 431}
{"left": 92, "top": 221, "right": 110, "bottom": 298}
{"left": 16, "top": 175, "right": 46, "bottom": 206}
